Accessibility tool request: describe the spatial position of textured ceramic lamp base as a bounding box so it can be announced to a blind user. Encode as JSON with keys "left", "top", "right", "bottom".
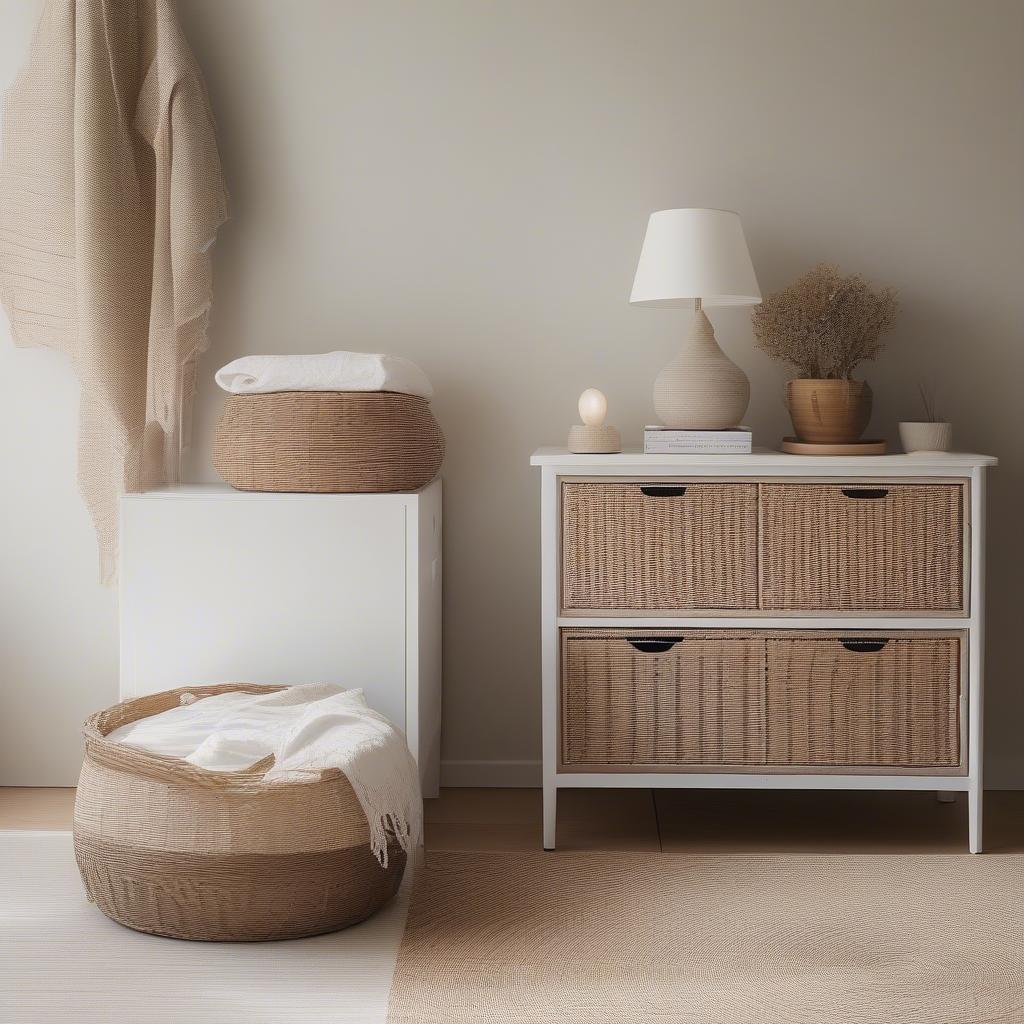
{"left": 653, "top": 310, "right": 750, "bottom": 428}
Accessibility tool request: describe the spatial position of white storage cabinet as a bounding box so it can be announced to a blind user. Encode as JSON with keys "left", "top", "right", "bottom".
{"left": 120, "top": 481, "right": 442, "bottom": 795}
{"left": 532, "top": 449, "right": 996, "bottom": 852}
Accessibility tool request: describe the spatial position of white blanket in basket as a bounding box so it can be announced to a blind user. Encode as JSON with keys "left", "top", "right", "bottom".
{"left": 108, "top": 684, "right": 421, "bottom": 866}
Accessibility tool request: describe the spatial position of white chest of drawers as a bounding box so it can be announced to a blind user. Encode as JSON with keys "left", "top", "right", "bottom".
{"left": 531, "top": 448, "right": 996, "bottom": 852}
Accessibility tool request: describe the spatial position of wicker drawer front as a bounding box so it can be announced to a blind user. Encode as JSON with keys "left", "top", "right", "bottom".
{"left": 562, "top": 482, "right": 758, "bottom": 611}
{"left": 766, "top": 637, "right": 961, "bottom": 768}
{"left": 760, "top": 483, "right": 964, "bottom": 612}
{"left": 561, "top": 634, "right": 765, "bottom": 767}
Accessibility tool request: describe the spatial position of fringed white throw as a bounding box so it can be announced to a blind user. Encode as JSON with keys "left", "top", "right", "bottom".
{"left": 108, "top": 683, "right": 423, "bottom": 868}
{"left": 0, "top": 0, "right": 227, "bottom": 581}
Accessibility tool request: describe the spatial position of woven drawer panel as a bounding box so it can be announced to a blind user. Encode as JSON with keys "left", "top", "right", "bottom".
{"left": 561, "top": 634, "right": 766, "bottom": 766}
{"left": 766, "top": 638, "right": 960, "bottom": 767}
{"left": 562, "top": 483, "right": 758, "bottom": 610}
{"left": 759, "top": 483, "right": 964, "bottom": 611}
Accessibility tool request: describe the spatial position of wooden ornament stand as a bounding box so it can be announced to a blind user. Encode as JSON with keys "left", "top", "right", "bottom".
{"left": 568, "top": 425, "right": 621, "bottom": 454}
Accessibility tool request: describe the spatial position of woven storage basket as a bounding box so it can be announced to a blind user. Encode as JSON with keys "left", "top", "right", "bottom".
{"left": 74, "top": 684, "right": 406, "bottom": 942}
{"left": 759, "top": 483, "right": 964, "bottom": 611}
{"left": 560, "top": 629, "right": 961, "bottom": 773}
{"left": 765, "top": 636, "right": 961, "bottom": 768}
{"left": 561, "top": 482, "right": 758, "bottom": 611}
{"left": 562, "top": 632, "right": 766, "bottom": 766}
{"left": 212, "top": 392, "right": 444, "bottom": 493}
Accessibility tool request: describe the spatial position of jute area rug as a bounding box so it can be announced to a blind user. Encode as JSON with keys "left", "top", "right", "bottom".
{"left": 387, "top": 851, "right": 1024, "bottom": 1024}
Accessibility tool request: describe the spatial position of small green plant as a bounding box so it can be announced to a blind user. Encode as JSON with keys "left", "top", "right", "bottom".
{"left": 751, "top": 263, "right": 899, "bottom": 380}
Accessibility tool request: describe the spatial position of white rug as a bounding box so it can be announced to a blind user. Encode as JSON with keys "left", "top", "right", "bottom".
{"left": 0, "top": 832, "right": 410, "bottom": 1024}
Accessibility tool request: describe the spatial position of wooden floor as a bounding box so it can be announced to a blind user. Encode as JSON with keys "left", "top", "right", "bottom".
{"left": 3, "top": 786, "right": 1024, "bottom": 853}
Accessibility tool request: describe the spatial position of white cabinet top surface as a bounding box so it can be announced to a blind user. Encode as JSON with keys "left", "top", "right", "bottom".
{"left": 122, "top": 480, "right": 441, "bottom": 501}
{"left": 530, "top": 447, "right": 996, "bottom": 471}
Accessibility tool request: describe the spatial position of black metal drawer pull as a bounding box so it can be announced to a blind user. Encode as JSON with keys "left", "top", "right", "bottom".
{"left": 626, "top": 637, "right": 685, "bottom": 653}
{"left": 640, "top": 485, "right": 687, "bottom": 498}
{"left": 840, "top": 638, "right": 890, "bottom": 653}
{"left": 841, "top": 488, "right": 889, "bottom": 499}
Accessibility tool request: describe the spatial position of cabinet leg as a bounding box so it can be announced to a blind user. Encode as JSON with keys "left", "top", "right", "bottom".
{"left": 968, "top": 789, "right": 983, "bottom": 854}
{"left": 543, "top": 783, "right": 556, "bottom": 851}
{"left": 936, "top": 791, "right": 957, "bottom": 803}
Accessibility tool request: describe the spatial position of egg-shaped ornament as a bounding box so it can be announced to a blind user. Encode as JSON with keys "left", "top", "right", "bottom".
{"left": 577, "top": 388, "right": 608, "bottom": 427}
{"left": 568, "top": 388, "right": 621, "bottom": 454}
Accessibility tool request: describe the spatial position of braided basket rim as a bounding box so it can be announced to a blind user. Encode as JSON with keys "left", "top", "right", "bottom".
{"left": 82, "top": 683, "right": 340, "bottom": 793}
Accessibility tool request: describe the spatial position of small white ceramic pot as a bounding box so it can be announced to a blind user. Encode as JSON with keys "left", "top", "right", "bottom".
{"left": 899, "top": 421, "right": 953, "bottom": 453}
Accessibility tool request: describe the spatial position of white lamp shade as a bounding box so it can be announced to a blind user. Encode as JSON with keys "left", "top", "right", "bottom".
{"left": 630, "top": 208, "right": 761, "bottom": 307}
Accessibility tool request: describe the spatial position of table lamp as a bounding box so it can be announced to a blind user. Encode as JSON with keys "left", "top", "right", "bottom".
{"left": 630, "top": 208, "right": 761, "bottom": 428}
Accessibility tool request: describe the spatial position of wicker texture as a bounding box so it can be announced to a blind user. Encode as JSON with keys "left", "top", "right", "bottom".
{"left": 766, "top": 637, "right": 960, "bottom": 767}
{"left": 760, "top": 483, "right": 964, "bottom": 611}
{"left": 74, "top": 684, "right": 405, "bottom": 941}
{"left": 562, "top": 482, "right": 758, "bottom": 610}
{"left": 560, "top": 630, "right": 961, "bottom": 771}
{"left": 562, "top": 633, "right": 765, "bottom": 766}
{"left": 212, "top": 392, "right": 444, "bottom": 493}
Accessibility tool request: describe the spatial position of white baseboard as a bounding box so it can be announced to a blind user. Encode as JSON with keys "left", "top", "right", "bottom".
{"left": 440, "top": 759, "right": 542, "bottom": 787}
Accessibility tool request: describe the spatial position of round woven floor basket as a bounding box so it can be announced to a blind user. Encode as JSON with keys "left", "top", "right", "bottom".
{"left": 211, "top": 391, "right": 444, "bottom": 493}
{"left": 74, "top": 684, "right": 406, "bottom": 942}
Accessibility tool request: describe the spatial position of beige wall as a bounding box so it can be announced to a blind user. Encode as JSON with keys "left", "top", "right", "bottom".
{"left": 2, "top": 0, "right": 1021, "bottom": 785}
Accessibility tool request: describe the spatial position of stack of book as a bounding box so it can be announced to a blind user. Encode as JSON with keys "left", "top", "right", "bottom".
{"left": 643, "top": 425, "right": 752, "bottom": 455}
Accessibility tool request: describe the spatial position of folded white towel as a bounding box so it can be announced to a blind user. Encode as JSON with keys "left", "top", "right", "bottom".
{"left": 215, "top": 351, "right": 433, "bottom": 400}
{"left": 108, "top": 683, "right": 422, "bottom": 867}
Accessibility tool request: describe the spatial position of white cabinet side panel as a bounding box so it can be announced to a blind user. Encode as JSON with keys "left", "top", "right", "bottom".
{"left": 409, "top": 479, "right": 442, "bottom": 797}
{"left": 120, "top": 497, "right": 408, "bottom": 730}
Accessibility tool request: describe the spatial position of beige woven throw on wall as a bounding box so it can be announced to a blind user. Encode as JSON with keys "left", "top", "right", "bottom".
{"left": 0, "top": 0, "right": 227, "bottom": 580}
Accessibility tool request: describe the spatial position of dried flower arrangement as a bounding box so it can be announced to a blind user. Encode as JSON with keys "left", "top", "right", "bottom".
{"left": 751, "top": 263, "right": 898, "bottom": 380}
{"left": 917, "top": 381, "right": 940, "bottom": 423}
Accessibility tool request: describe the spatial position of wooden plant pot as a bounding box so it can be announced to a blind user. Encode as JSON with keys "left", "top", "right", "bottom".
{"left": 786, "top": 379, "right": 872, "bottom": 444}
